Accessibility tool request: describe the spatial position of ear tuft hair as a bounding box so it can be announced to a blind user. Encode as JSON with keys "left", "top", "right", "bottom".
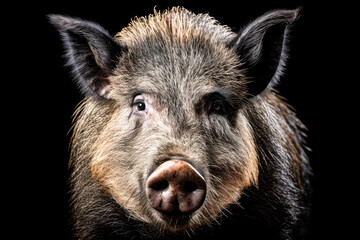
{"left": 49, "top": 14, "right": 123, "bottom": 99}
{"left": 229, "top": 8, "right": 301, "bottom": 97}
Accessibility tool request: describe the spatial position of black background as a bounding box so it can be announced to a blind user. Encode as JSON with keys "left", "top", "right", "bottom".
{"left": 8, "top": 0, "right": 354, "bottom": 239}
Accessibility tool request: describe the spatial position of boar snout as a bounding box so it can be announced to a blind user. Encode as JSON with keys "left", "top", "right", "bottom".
{"left": 146, "top": 160, "right": 206, "bottom": 214}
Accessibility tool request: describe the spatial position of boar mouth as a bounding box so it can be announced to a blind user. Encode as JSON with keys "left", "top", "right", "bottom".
{"left": 157, "top": 211, "right": 192, "bottom": 231}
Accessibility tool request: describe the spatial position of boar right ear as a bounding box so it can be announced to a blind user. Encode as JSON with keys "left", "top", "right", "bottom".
{"left": 229, "top": 9, "right": 300, "bottom": 98}
{"left": 49, "top": 14, "right": 123, "bottom": 99}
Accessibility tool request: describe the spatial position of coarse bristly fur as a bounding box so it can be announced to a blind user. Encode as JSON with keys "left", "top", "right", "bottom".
{"left": 49, "top": 6, "right": 311, "bottom": 240}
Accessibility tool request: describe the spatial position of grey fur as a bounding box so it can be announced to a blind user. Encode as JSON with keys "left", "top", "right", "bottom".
{"left": 50, "top": 7, "right": 311, "bottom": 240}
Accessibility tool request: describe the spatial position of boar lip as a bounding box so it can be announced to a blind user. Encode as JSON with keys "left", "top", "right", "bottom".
{"left": 157, "top": 210, "right": 192, "bottom": 230}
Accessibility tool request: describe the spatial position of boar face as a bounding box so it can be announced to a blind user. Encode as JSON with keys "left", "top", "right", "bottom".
{"left": 50, "top": 7, "right": 301, "bottom": 233}
{"left": 89, "top": 13, "right": 258, "bottom": 230}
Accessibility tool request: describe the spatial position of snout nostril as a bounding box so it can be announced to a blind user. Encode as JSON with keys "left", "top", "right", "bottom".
{"left": 183, "top": 181, "right": 198, "bottom": 193}
{"left": 150, "top": 180, "right": 169, "bottom": 190}
{"left": 146, "top": 160, "right": 206, "bottom": 214}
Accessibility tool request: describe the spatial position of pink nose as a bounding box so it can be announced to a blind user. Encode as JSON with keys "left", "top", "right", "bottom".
{"left": 146, "top": 160, "right": 206, "bottom": 214}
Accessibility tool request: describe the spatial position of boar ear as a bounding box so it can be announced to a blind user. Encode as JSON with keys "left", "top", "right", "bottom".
{"left": 229, "top": 9, "right": 300, "bottom": 97}
{"left": 49, "top": 14, "right": 123, "bottom": 99}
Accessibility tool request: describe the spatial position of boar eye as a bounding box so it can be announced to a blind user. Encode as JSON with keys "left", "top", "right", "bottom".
{"left": 136, "top": 102, "right": 146, "bottom": 111}
{"left": 209, "top": 101, "right": 225, "bottom": 115}
{"left": 133, "top": 95, "right": 146, "bottom": 113}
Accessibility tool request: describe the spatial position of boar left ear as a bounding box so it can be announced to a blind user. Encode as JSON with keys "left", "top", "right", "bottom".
{"left": 49, "top": 14, "right": 123, "bottom": 99}
{"left": 229, "top": 9, "right": 300, "bottom": 97}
